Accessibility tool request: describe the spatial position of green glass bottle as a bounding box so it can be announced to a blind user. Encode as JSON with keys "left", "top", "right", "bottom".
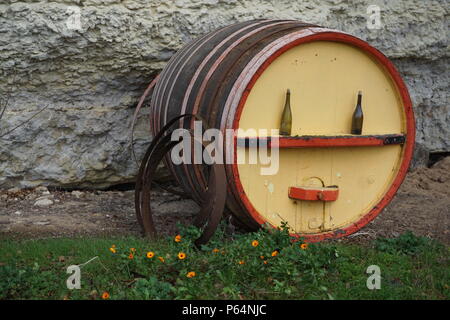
{"left": 351, "top": 91, "right": 364, "bottom": 135}
{"left": 280, "top": 89, "right": 292, "bottom": 136}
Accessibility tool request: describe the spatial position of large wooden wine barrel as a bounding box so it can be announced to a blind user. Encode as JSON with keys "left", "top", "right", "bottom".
{"left": 149, "top": 19, "right": 415, "bottom": 241}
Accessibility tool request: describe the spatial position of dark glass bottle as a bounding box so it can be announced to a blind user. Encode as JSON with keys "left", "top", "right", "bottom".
{"left": 351, "top": 91, "right": 364, "bottom": 135}
{"left": 280, "top": 89, "right": 292, "bottom": 136}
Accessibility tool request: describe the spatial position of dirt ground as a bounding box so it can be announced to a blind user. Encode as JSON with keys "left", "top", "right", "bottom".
{"left": 0, "top": 157, "right": 449, "bottom": 244}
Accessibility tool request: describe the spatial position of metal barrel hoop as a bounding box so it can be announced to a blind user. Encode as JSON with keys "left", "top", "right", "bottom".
{"left": 136, "top": 113, "right": 197, "bottom": 229}
{"left": 135, "top": 113, "right": 226, "bottom": 245}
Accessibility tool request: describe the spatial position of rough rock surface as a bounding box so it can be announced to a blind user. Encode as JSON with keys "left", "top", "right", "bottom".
{"left": 0, "top": 0, "right": 448, "bottom": 189}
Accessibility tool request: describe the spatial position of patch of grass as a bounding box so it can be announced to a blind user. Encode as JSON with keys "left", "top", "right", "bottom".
{"left": 0, "top": 226, "right": 448, "bottom": 300}
{"left": 374, "top": 231, "right": 440, "bottom": 255}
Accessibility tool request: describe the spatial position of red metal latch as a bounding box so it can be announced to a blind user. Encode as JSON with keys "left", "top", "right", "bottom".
{"left": 288, "top": 186, "right": 339, "bottom": 202}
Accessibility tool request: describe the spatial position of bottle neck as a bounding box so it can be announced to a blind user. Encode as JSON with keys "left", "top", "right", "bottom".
{"left": 284, "top": 92, "right": 291, "bottom": 109}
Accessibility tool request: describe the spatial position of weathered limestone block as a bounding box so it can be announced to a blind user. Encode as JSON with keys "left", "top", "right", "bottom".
{"left": 0, "top": 0, "right": 448, "bottom": 189}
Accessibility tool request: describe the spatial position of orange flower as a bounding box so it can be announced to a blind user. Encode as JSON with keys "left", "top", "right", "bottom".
{"left": 109, "top": 247, "right": 116, "bottom": 254}
{"left": 251, "top": 240, "right": 259, "bottom": 247}
{"left": 186, "top": 271, "right": 196, "bottom": 278}
{"left": 271, "top": 250, "right": 279, "bottom": 257}
{"left": 101, "top": 292, "right": 110, "bottom": 300}
{"left": 260, "top": 255, "right": 265, "bottom": 260}
{"left": 238, "top": 260, "right": 245, "bottom": 265}
{"left": 178, "top": 252, "right": 187, "bottom": 260}
{"left": 263, "top": 261, "right": 268, "bottom": 265}
{"left": 146, "top": 251, "right": 155, "bottom": 259}
{"left": 158, "top": 256, "right": 165, "bottom": 263}
{"left": 300, "top": 243, "right": 308, "bottom": 250}
{"left": 128, "top": 253, "right": 134, "bottom": 260}
{"left": 111, "top": 244, "right": 116, "bottom": 248}
{"left": 130, "top": 248, "right": 136, "bottom": 253}
{"left": 174, "top": 235, "right": 182, "bottom": 243}
{"left": 212, "top": 248, "right": 220, "bottom": 253}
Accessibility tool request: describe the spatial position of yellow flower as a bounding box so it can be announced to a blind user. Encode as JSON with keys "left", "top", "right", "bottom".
{"left": 174, "top": 235, "right": 182, "bottom": 243}
{"left": 212, "top": 248, "right": 220, "bottom": 253}
{"left": 109, "top": 247, "right": 116, "bottom": 254}
{"left": 101, "top": 292, "right": 110, "bottom": 300}
{"left": 178, "top": 252, "right": 186, "bottom": 260}
{"left": 251, "top": 240, "right": 259, "bottom": 247}
{"left": 238, "top": 260, "right": 245, "bottom": 265}
{"left": 146, "top": 251, "right": 155, "bottom": 259}
{"left": 128, "top": 253, "right": 134, "bottom": 260}
{"left": 271, "top": 250, "right": 279, "bottom": 257}
{"left": 300, "top": 243, "right": 308, "bottom": 250}
{"left": 186, "top": 271, "right": 196, "bottom": 278}
{"left": 158, "top": 256, "right": 165, "bottom": 263}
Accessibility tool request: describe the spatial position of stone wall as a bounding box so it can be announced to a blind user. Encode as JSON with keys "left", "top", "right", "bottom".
{"left": 0, "top": 0, "right": 448, "bottom": 189}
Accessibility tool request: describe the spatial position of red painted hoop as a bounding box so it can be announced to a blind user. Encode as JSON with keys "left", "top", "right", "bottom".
{"left": 229, "top": 29, "right": 415, "bottom": 242}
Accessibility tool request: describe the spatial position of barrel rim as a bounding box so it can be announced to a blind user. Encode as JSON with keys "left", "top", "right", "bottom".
{"left": 228, "top": 28, "right": 416, "bottom": 242}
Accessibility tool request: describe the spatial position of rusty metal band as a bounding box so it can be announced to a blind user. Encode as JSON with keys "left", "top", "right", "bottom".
{"left": 136, "top": 113, "right": 197, "bottom": 228}
{"left": 173, "top": 20, "right": 301, "bottom": 205}
{"left": 149, "top": 31, "right": 224, "bottom": 194}
{"left": 152, "top": 27, "right": 225, "bottom": 134}
{"left": 193, "top": 162, "right": 227, "bottom": 247}
{"left": 177, "top": 20, "right": 270, "bottom": 201}
{"left": 152, "top": 22, "right": 259, "bottom": 200}
{"left": 154, "top": 22, "right": 254, "bottom": 134}
{"left": 158, "top": 21, "right": 271, "bottom": 204}
{"left": 182, "top": 21, "right": 300, "bottom": 198}
{"left": 138, "top": 135, "right": 178, "bottom": 236}
{"left": 135, "top": 114, "right": 226, "bottom": 245}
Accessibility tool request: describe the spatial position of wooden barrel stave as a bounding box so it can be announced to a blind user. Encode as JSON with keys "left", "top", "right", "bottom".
{"left": 152, "top": 20, "right": 273, "bottom": 203}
